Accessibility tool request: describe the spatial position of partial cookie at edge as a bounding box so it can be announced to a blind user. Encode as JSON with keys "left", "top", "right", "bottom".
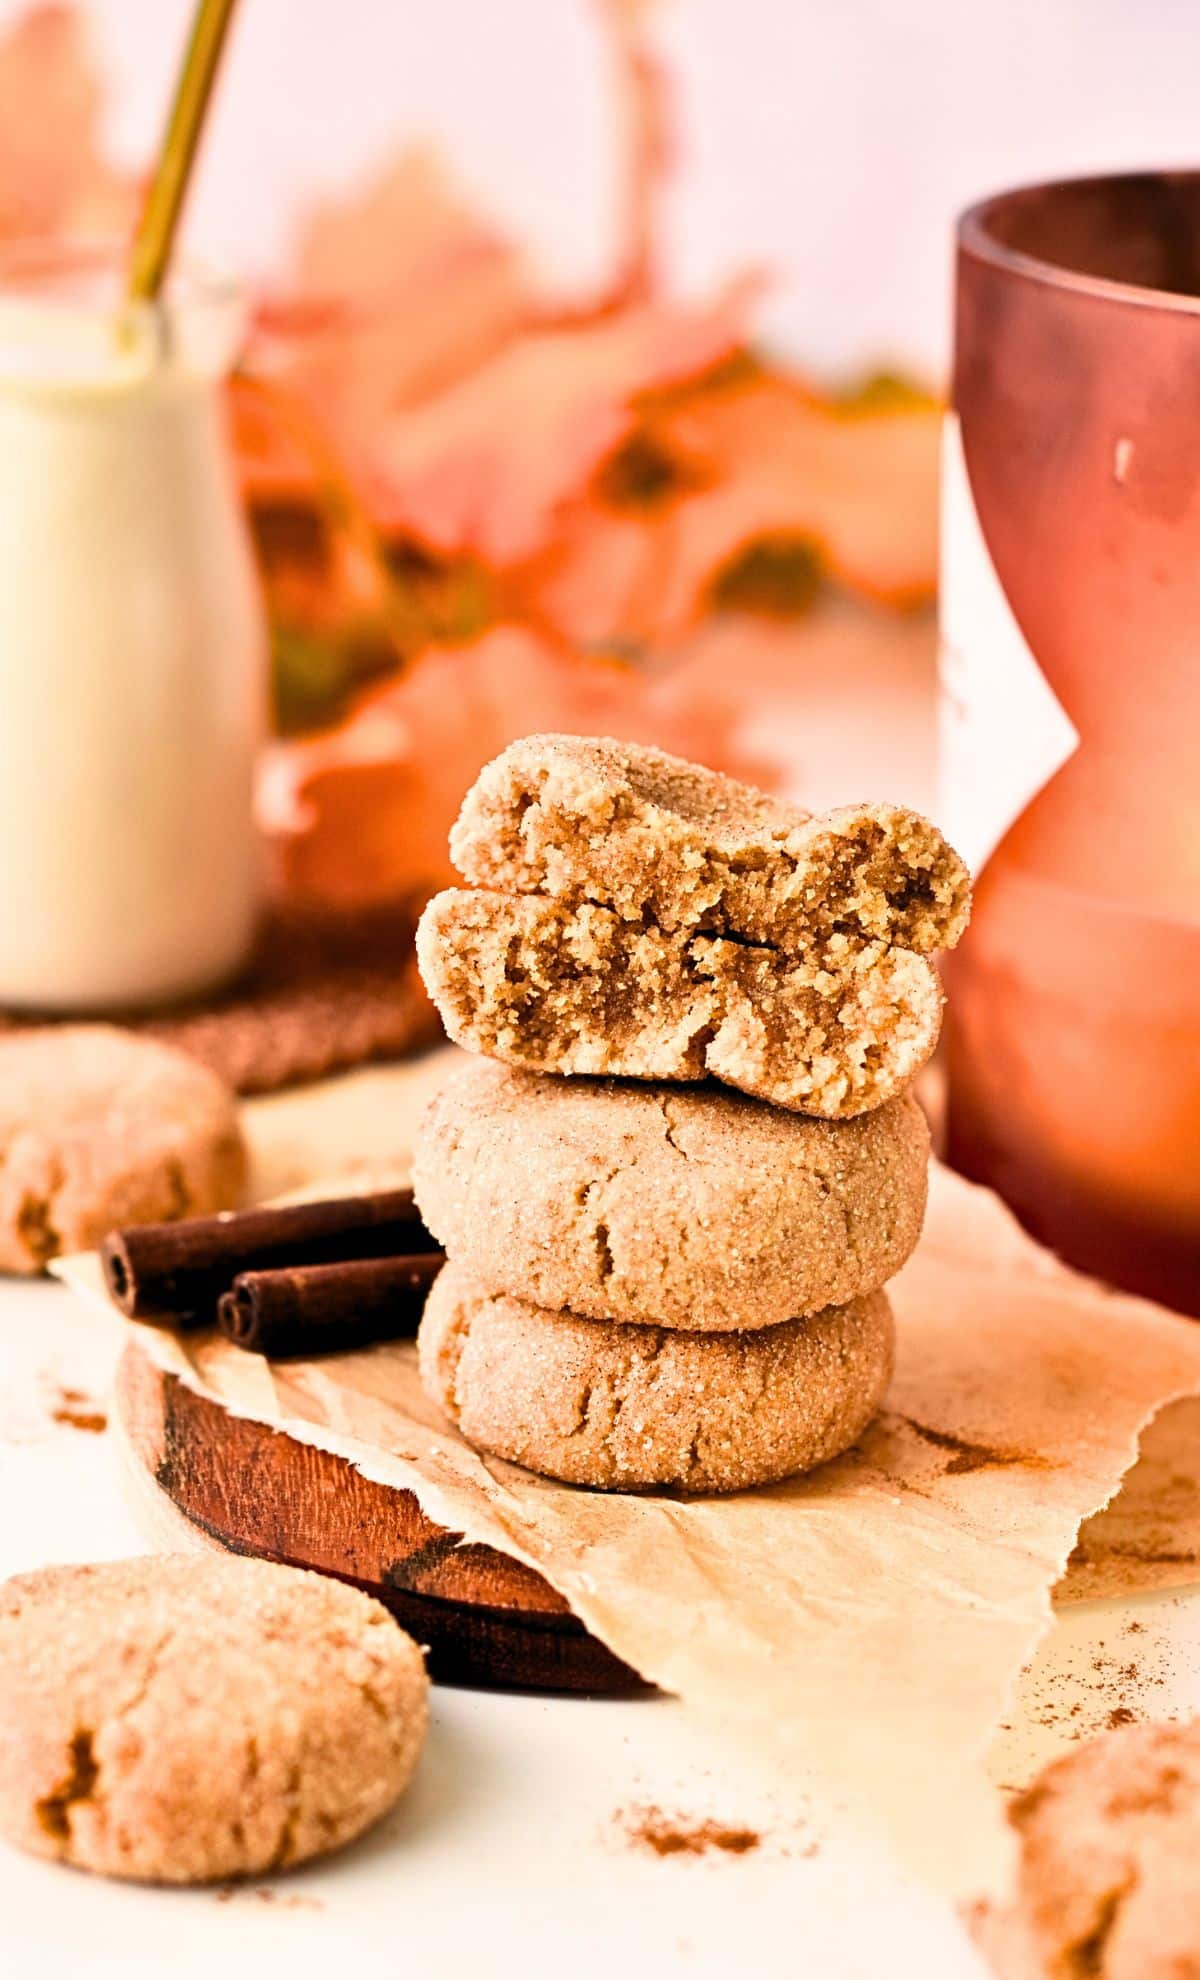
{"left": 1005, "top": 1718, "right": 1200, "bottom": 1980}
{"left": 0, "top": 1025, "right": 246, "bottom": 1274}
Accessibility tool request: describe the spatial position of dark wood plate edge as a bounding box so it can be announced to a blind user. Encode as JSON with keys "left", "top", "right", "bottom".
{"left": 114, "top": 1340, "right": 651, "bottom": 1698}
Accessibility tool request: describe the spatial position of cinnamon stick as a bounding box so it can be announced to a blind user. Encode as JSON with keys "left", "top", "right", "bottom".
{"left": 217, "top": 1251, "right": 444, "bottom": 1357}
{"left": 102, "top": 1188, "right": 437, "bottom": 1322}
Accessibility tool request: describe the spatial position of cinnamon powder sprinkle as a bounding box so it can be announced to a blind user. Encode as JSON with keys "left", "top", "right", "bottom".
{"left": 49, "top": 1387, "right": 107, "bottom": 1435}
{"left": 895, "top": 1414, "right": 1049, "bottom": 1476}
{"left": 997, "top": 1617, "right": 1182, "bottom": 1773}
{"left": 619, "top": 1805, "right": 761, "bottom": 1858}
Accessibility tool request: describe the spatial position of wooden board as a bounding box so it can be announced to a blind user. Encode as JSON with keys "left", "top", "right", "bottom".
{"left": 115, "top": 1341, "right": 647, "bottom": 1696}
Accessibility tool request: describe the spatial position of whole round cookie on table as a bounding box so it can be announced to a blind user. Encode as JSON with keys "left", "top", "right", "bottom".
{"left": 413, "top": 735, "right": 969, "bottom": 1497}
{"left": 0, "top": 1025, "right": 245, "bottom": 1274}
{"left": 0, "top": 1555, "right": 428, "bottom": 1884}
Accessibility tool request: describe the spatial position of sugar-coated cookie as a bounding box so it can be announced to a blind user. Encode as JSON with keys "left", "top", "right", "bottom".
{"left": 420, "top": 1261, "right": 893, "bottom": 1494}
{"left": 1007, "top": 1718, "right": 1200, "bottom": 1980}
{"left": 0, "top": 1555, "right": 428, "bottom": 1883}
{"left": 414, "top": 1057, "right": 928, "bottom": 1332}
{"left": 449, "top": 733, "right": 970, "bottom": 955}
{"left": 418, "top": 887, "right": 943, "bottom": 1119}
{"left": 0, "top": 1026, "right": 245, "bottom": 1273}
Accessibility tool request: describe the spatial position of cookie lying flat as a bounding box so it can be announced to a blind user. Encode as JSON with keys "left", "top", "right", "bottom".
{"left": 420, "top": 1261, "right": 894, "bottom": 1494}
{"left": 450, "top": 733, "right": 971, "bottom": 955}
{"left": 0, "top": 1555, "right": 428, "bottom": 1883}
{"left": 414, "top": 1058, "right": 928, "bottom": 1331}
{"left": 418, "top": 888, "right": 942, "bottom": 1119}
{"left": 1006, "top": 1718, "right": 1200, "bottom": 1980}
{"left": 0, "top": 1026, "right": 245, "bottom": 1273}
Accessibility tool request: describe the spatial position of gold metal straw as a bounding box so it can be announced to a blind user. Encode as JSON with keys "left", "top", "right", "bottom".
{"left": 127, "top": 0, "right": 241, "bottom": 307}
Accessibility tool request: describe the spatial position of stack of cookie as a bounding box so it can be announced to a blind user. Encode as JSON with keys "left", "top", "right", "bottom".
{"left": 414, "top": 735, "right": 970, "bottom": 1495}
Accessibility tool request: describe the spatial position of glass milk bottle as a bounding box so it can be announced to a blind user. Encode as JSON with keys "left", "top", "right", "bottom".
{"left": 0, "top": 245, "right": 266, "bottom": 1010}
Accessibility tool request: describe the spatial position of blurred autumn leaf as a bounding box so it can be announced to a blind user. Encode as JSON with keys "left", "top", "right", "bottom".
{"left": 0, "top": 0, "right": 942, "bottom": 911}
{"left": 260, "top": 622, "right": 777, "bottom": 906}
{"left": 0, "top": 4, "right": 136, "bottom": 239}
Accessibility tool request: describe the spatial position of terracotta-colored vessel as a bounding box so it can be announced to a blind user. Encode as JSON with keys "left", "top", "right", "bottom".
{"left": 943, "top": 171, "right": 1200, "bottom": 1314}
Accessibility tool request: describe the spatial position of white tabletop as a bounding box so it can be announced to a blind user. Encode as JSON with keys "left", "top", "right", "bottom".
{"left": 4, "top": 1271, "right": 1198, "bottom": 1980}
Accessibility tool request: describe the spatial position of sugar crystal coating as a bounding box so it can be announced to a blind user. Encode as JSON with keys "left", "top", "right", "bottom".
{"left": 0, "top": 1555, "right": 428, "bottom": 1883}
{"left": 421, "top": 1260, "right": 895, "bottom": 1493}
{"left": 414, "top": 1057, "right": 928, "bottom": 1331}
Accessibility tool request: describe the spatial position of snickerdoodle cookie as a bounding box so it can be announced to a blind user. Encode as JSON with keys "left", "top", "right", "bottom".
{"left": 0, "top": 1555, "right": 428, "bottom": 1883}
{"left": 0, "top": 1025, "right": 245, "bottom": 1273}
{"left": 420, "top": 1262, "right": 893, "bottom": 1493}
{"left": 413, "top": 1057, "right": 928, "bottom": 1331}
{"left": 424, "top": 735, "right": 969, "bottom": 1117}
{"left": 449, "top": 734, "right": 971, "bottom": 954}
{"left": 418, "top": 888, "right": 943, "bottom": 1119}
{"left": 1003, "top": 1718, "right": 1200, "bottom": 1980}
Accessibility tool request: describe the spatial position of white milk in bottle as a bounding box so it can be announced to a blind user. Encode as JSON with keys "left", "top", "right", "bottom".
{"left": 0, "top": 245, "right": 267, "bottom": 1009}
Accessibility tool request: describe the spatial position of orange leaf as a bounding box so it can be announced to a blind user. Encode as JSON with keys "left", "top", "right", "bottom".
{"left": 665, "top": 372, "right": 941, "bottom": 605}
{"left": 261, "top": 622, "right": 770, "bottom": 909}
{"left": 245, "top": 148, "right": 531, "bottom": 500}
{"left": 0, "top": 5, "right": 134, "bottom": 242}
{"left": 366, "top": 277, "right": 759, "bottom": 563}
{"left": 524, "top": 370, "right": 940, "bottom": 646}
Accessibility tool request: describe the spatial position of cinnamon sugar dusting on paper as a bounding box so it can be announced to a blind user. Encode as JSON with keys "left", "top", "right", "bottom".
{"left": 618, "top": 1805, "right": 762, "bottom": 1858}
{"left": 1057, "top": 1396, "right": 1200, "bottom": 1603}
{"left": 889, "top": 1414, "right": 1050, "bottom": 1477}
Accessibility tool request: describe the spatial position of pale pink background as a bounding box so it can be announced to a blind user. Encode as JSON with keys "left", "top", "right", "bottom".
{"left": 4, "top": 0, "right": 1198, "bottom": 375}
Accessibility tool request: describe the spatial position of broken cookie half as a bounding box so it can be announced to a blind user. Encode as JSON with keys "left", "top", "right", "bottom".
{"left": 418, "top": 888, "right": 944, "bottom": 1119}
{"left": 419, "top": 736, "right": 970, "bottom": 1120}
{"left": 450, "top": 733, "right": 971, "bottom": 955}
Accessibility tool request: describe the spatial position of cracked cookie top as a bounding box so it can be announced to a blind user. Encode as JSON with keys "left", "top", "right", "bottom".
{"left": 413, "top": 1056, "right": 929, "bottom": 1331}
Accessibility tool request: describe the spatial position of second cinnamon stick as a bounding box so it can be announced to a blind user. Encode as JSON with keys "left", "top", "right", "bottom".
{"left": 217, "top": 1251, "right": 444, "bottom": 1358}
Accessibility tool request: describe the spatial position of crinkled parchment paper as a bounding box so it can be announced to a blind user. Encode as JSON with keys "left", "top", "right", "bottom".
{"left": 1058, "top": 1395, "right": 1200, "bottom": 1602}
{"left": 60, "top": 1088, "right": 1200, "bottom": 1898}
